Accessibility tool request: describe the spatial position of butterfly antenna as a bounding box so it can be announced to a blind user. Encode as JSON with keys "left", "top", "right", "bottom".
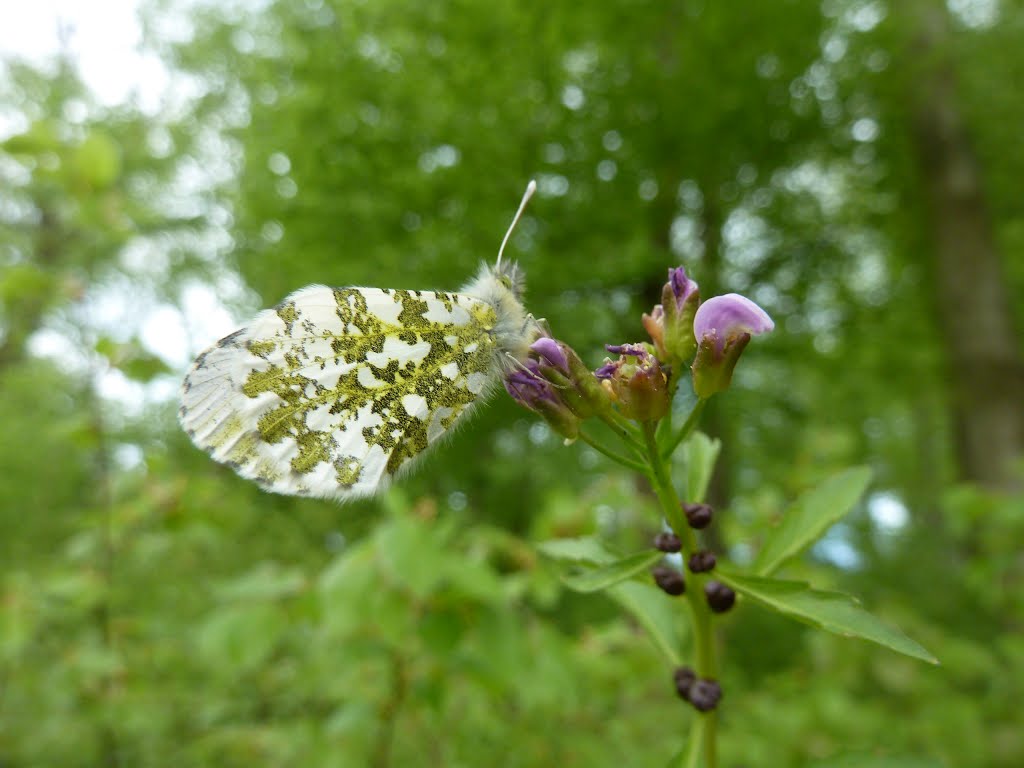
{"left": 496, "top": 179, "right": 537, "bottom": 270}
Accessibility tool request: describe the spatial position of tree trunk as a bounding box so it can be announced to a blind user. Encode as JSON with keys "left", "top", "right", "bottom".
{"left": 909, "top": 2, "right": 1024, "bottom": 490}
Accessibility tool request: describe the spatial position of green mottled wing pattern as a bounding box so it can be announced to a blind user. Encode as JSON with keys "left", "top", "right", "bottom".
{"left": 179, "top": 285, "right": 500, "bottom": 499}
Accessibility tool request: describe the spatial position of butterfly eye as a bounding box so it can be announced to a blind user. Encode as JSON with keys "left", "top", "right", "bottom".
{"left": 499, "top": 275, "right": 513, "bottom": 290}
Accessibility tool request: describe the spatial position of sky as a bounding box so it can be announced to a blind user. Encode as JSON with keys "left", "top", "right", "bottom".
{"left": 0, "top": 0, "right": 168, "bottom": 109}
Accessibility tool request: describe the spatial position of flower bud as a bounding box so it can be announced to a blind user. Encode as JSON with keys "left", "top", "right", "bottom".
{"left": 691, "top": 294, "right": 773, "bottom": 398}
{"left": 653, "top": 531, "right": 682, "bottom": 553}
{"left": 595, "top": 343, "right": 670, "bottom": 422}
{"left": 642, "top": 305, "right": 667, "bottom": 358}
{"left": 504, "top": 360, "right": 580, "bottom": 439}
{"left": 652, "top": 565, "right": 686, "bottom": 596}
{"left": 683, "top": 502, "right": 713, "bottom": 529}
{"left": 529, "top": 336, "right": 610, "bottom": 418}
{"left": 688, "top": 679, "right": 723, "bottom": 712}
{"left": 660, "top": 266, "right": 701, "bottom": 362}
{"left": 673, "top": 666, "right": 697, "bottom": 700}
{"left": 704, "top": 580, "right": 736, "bottom": 613}
{"left": 688, "top": 550, "right": 717, "bottom": 573}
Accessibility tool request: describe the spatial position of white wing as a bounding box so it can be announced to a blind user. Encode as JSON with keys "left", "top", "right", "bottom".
{"left": 179, "top": 285, "right": 500, "bottom": 500}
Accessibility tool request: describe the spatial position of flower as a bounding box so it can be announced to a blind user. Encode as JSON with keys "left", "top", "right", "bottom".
{"left": 667, "top": 266, "right": 699, "bottom": 308}
{"left": 692, "top": 294, "right": 774, "bottom": 351}
{"left": 528, "top": 334, "right": 609, "bottom": 418}
{"left": 504, "top": 359, "right": 580, "bottom": 439}
{"left": 647, "top": 266, "right": 700, "bottom": 363}
{"left": 529, "top": 336, "right": 569, "bottom": 374}
{"left": 690, "top": 294, "right": 773, "bottom": 398}
{"left": 504, "top": 359, "right": 556, "bottom": 406}
{"left": 595, "top": 343, "right": 670, "bottom": 422}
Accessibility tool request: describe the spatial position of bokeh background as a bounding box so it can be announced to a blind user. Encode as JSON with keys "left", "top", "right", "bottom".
{"left": 2, "top": 0, "right": 1022, "bottom": 765}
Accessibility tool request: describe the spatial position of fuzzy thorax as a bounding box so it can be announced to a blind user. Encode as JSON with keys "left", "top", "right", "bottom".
{"left": 461, "top": 260, "right": 536, "bottom": 364}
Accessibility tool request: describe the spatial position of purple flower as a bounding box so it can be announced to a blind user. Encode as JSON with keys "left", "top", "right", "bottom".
{"left": 504, "top": 359, "right": 581, "bottom": 439}
{"left": 504, "top": 360, "right": 557, "bottom": 407}
{"left": 530, "top": 337, "right": 569, "bottom": 374}
{"left": 693, "top": 294, "right": 774, "bottom": 352}
{"left": 691, "top": 293, "right": 774, "bottom": 398}
{"left": 668, "top": 266, "right": 699, "bottom": 309}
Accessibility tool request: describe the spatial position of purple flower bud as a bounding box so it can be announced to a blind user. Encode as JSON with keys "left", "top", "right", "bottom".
{"left": 691, "top": 294, "right": 774, "bottom": 399}
{"left": 659, "top": 266, "right": 701, "bottom": 362}
{"left": 693, "top": 294, "right": 774, "bottom": 352}
{"left": 530, "top": 337, "right": 569, "bottom": 374}
{"left": 504, "top": 360, "right": 580, "bottom": 439}
{"left": 528, "top": 334, "right": 609, "bottom": 418}
{"left": 504, "top": 359, "right": 556, "bottom": 407}
{"left": 668, "top": 266, "right": 699, "bottom": 309}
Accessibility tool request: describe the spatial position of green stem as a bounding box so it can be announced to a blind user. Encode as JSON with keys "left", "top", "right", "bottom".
{"left": 682, "top": 716, "right": 704, "bottom": 768}
{"left": 661, "top": 398, "right": 708, "bottom": 461}
{"left": 602, "top": 410, "right": 645, "bottom": 449}
{"left": 641, "top": 422, "right": 718, "bottom": 768}
{"left": 577, "top": 430, "right": 648, "bottom": 473}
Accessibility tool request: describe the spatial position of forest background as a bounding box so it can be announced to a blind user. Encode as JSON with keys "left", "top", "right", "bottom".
{"left": 1, "top": 0, "right": 1022, "bottom": 766}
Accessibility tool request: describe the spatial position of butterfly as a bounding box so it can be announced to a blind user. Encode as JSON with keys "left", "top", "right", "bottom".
{"left": 179, "top": 181, "right": 539, "bottom": 500}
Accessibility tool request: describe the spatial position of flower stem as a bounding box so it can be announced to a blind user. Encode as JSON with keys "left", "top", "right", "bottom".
{"left": 661, "top": 398, "right": 708, "bottom": 461}
{"left": 577, "top": 430, "right": 648, "bottom": 473}
{"left": 641, "top": 421, "right": 718, "bottom": 768}
{"left": 602, "top": 410, "right": 645, "bottom": 449}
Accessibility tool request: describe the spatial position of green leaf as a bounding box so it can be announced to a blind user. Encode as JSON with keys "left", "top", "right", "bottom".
{"left": 213, "top": 560, "right": 306, "bottom": 602}
{"left": 606, "top": 581, "right": 685, "bottom": 666}
{"left": 561, "top": 550, "right": 664, "bottom": 593}
{"left": 682, "top": 431, "right": 720, "bottom": 503}
{"left": 753, "top": 466, "right": 873, "bottom": 576}
{"left": 716, "top": 570, "right": 938, "bottom": 664}
{"left": 536, "top": 537, "right": 618, "bottom": 565}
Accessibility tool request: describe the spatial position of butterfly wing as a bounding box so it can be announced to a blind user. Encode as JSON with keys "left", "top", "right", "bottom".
{"left": 179, "top": 285, "right": 500, "bottom": 499}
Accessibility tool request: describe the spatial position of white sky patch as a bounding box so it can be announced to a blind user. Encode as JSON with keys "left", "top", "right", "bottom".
{"left": 868, "top": 492, "right": 909, "bottom": 532}
{"left": 0, "top": 0, "right": 168, "bottom": 111}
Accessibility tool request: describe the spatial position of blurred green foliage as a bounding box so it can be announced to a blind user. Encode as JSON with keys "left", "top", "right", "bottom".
{"left": 2, "top": 0, "right": 1023, "bottom": 766}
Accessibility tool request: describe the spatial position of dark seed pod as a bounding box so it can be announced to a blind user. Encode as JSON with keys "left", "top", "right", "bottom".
{"left": 653, "top": 532, "right": 682, "bottom": 553}
{"left": 704, "top": 580, "right": 736, "bottom": 613}
{"left": 688, "top": 679, "right": 723, "bottom": 712}
{"left": 652, "top": 565, "right": 686, "bottom": 596}
{"left": 688, "top": 550, "right": 717, "bottom": 573}
{"left": 673, "top": 666, "right": 697, "bottom": 700}
{"left": 683, "top": 502, "right": 713, "bottom": 529}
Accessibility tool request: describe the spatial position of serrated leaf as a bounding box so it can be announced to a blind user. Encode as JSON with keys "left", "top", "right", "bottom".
{"left": 716, "top": 570, "right": 938, "bottom": 664}
{"left": 536, "top": 537, "right": 617, "bottom": 565}
{"left": 683, "top": 431, "right": 720, "bottom": 503}
{"left": 561, "top": 550, "right": 664, "bottom": 593}
{"left": 754, "top": 466, "right": 872, "bottom": 576}
{"left": 606, "top": 581, "right": 685, "bottom": 666}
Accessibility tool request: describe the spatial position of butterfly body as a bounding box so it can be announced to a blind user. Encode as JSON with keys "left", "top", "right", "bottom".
{"left": 179, "top": 261, "right": 535, "bottom": 500}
